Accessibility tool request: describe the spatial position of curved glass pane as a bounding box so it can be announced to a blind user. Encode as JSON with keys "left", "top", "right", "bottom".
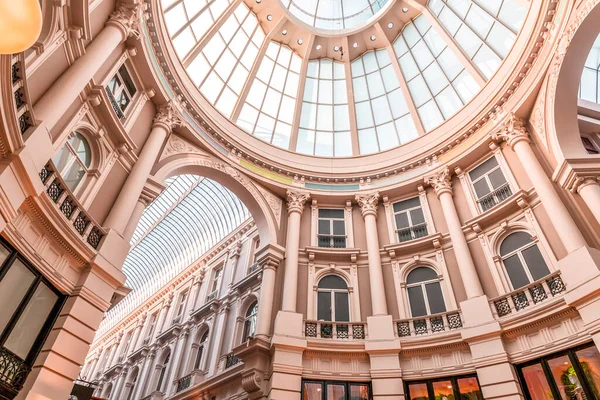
{"left": 70, "top": 133, "right": 91, "bottom": 167}
{"left": 499, "top": 231, "right": 532, "bottom": 256}
{"left": 318, "top": 275, "right": 348, "bottom": 289}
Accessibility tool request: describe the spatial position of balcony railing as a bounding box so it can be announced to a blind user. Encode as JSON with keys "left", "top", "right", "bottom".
{"left": 395, "top": 311, "right": 463, "bottom": 337}
{"left": 0, "top": 347, "right": 30, "bottom": 397}
{"left": 11, "top": 55, "right": 34, "bottom": 135}
{"left": 490, "top": 272, "right": 566, "bottom": 318}
{"left": 317, "top": 234, "right": 347, "bottom": 248}
{"left": 225, "top": 353, "right": 242, "bottom": 369}
{"left": 39, "top": 162, "right": 106, "bottom": 249}
{"left": 477, "top": 183, "right": 512, "bottom": 211}
{"left": 248, "top": 262, "right": 260, "bottom": 274}
{"left": 396, "top": 223, "right": 428, "bottom": 243}
{"left": 176, "top": 373, "right": 192, "bottom": 393}
{"left": 105, "top": 87, "right": 126, "bottom": 121}
{"left": 303, "top": 320, "right": 366, "bottom": 340}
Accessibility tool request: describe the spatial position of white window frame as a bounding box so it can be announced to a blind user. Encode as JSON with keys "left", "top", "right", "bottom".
{"left": 315, "top": 278, "right": 351, "bottom": 322}
{"left": 173, "top": 290, "right": 188, "bottom": 324}
{"left": 207, "top": 266, "right": 223, "bottom": 301}
{"left": 499, "top": 232, "right": 553, "bottom": 291}
{"left": 581, "top": 134, "right": 600, "bottom": 154}
{"left": 383, "top": 188, "right": 436, "bottom": 244}
{"left": 405, "top": 269, "right": 447, "bottom": 318}
{"left": 242, "top": 302, "right": 258, "bottom": 342}
{"left": 105, "top": 63, "right": 138, "bottom": 120}
{"left": 310, "top": 200, "right": 354, "bottom": 247}
{"left": 52, "top": 131, "right": 91, "bottom": 194}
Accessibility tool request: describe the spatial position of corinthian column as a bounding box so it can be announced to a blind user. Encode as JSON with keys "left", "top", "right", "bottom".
{"left": 571, "top": 177, "right": 600, "bottom": 226}
{"left": 104, "top": 102, "right": 182, "bottom": 235}
{"left": 282, "top": 190, "right": 310, "bottom": 312}
{"left": 34, "top": 4, "right": 142, "bottom": 130}
{"left": 425, "top": 168, "right": 484, "bottom": 299}
{"left": 356, "top": 193, "right": 388, "bottom": 316}
{"left": 492, "top": 114, "right": 586, "bottom": 253}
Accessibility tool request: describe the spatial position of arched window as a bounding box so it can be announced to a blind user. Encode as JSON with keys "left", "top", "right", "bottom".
{"left": 406, "top": 267, "right": 446, "bottom": 317}
{"left": 52, "top": 132, "right": 91, "bottom": 191}
{"left": 125, "top": 369, "right": 138, "bottom": 400}
{"left": 101, "top": 382, "right": 113, "bottom": 399}
{"left": 242, "top": 301, "right": 258, "bottom": 342}
{"left": 317, "top": 275, "right": 350, "bottom": 322}
{"left": 500, "top": 232, "right": 550, "bottom": 290}
{"left": 194, "top": 330, "right": 209, "bottom": 370}
{"left": 156, "top": 350, "right": 171, "bottom": 393}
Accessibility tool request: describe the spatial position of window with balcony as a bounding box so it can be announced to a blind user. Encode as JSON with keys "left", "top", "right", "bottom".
{"left": 173, "top": 290, "right": 188, "bottom": 324}
{"left": 317, "top": 209, "right": 346, "bottom": 248}
{"left": 207, "top": 268, "right": 222, "bottom": 300}
{"left": 468, "top": 156, "right": 512, "bottom": 212}
{"left": 194, "top": 330, "right": 209, "bottom": 370}
{"left": 393, "top": 197, "right": 428, "bottom": 242}
{"left": 242, "top": 301, "right": 258, "bottom": 342}
{"left": 52, "top": 132, "right": 91, "bottom": 192}
{"left": 406, "top": 267, "right": 446, "bottom": 317}
{"left": 105, "top": 64, "right": 137, "bottom": 120}
{"left": 121, "top": 331, "right": 133, "bottom": 359}
{"left": 500, "top": 232, "right": 550, "bottom": 290}
{"left": 144, "top": 312, "right": 157, "bottom": 345}
{"left": 316, "top": 275, "right": 350, "bottom": 322}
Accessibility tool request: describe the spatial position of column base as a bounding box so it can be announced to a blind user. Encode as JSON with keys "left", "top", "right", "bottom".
{"left": 366, "top": 315, "right": 396, "bottom": 341}
{"left": 269, "top": 311, "right": 306, "bottom": 400}
{"left": 365, "top": 334, "right": 403, "bottom": 400}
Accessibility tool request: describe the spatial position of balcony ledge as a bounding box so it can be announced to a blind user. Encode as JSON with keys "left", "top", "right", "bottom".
{"left": 190, "top": 298, "right": 221, "bottom": 322}
{"left": 384, "top": 233, "right": 444, "bottom": 257}
{"left": 304, "top": 246, "right": 362, "bottom": 263}
{"left": 127, "top": 345, "right": 150, "bottom": 362}
{"left": 156, "top": 323, "right": 182, "bottom": 344}
{"left": 463, "top": 189, "right": 532, "bottom": 231}
{"left": 231, "top": 266, "right": 262, "bottom": 293}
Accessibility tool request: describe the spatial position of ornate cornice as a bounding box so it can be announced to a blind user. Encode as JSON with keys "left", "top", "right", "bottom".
{"left": 152, "top": 101, "right": 183, "bottom": 132}
{"left": 491, "top": 113, "right": 530, "bottom": 148}
{"left": 286, "top": 190, "right": 310, "bottom": 215}
{"left": 355, "top": 192, "right": 379, "bottom": 218}
{"left": 107, "top": 3, "right": 143, "bottom": 39}
{"left": 424, "top": 167, "right": 452, "bottom": 198}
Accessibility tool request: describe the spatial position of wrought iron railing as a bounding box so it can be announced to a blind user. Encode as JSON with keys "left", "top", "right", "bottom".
{"left": 303, "top": 320, "right": 366, "bottom": 340}
{"left": 490, "top": 272, "right": 566, "bottom": 318}
{"left": 317, "top": 234, "right": 347, "bottom": 248}
{"left": 395, "top": 311, "right": 463, "bottom": 337}
{"left": 0, "top": 347, "right": 30, "bottom": 396}
{"left": 39, "top": 162, "right": 106, "bottom": 249}
{"left": 11, "top": 55, "right": 33, "bottom": 135}
{"left": 225, "top": 353, "right": 241, "bottom": 369}
{"left": 105, "top": 87, "right": 125, "bottom": 120}
{"left": 477, "top": 183, "right": 512, "bottom": 211}
{"left": 176, "top": 373, "right": 192, "bottom": 393}
{"left": 396, "top": 223, "right": 428, "bottom": 243}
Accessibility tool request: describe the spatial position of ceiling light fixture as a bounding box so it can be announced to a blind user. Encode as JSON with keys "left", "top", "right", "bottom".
{"left": 282, "top": 29, "right": 287, "bottom": 35}
{"left": 333, "top": 46, "right": 340, "bottom": 52}
{"left": 388, "top": 22, "right": 394, "bottom": 29}
{"left": 402, "top": 7, "right": 409, "bottom": 12}
{"left": 370, "top": 35, "right": 376, "bottom": 41}
{"left": 316, "top": 44, "right": 322, "bottom": 50}
{"left": 353, "top": 42, "right": 358, "bottom": 48}
{"left": 297, "top": 38, "right": 303, "bottom": 45}
{"left": 266, "top": 14, "right": 272, "bottom": 21}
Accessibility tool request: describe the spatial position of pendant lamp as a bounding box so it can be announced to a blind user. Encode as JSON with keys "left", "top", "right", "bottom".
{"left": 0, "top": 0, "right": 43, "bottom": 54}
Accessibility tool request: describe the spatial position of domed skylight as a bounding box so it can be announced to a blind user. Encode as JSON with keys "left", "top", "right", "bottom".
{"left": 160, "top": 0, "right": 529, "bottom": 157}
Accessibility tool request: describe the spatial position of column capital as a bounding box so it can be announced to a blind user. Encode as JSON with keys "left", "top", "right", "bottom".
{"left": 491, "top": 113, "right": 530, "bottom": 148}
{"left": 286, "top": 190, "right": 310, "bottom": 214}
{"left": 424, "top": 167, "right": 453, "bottom": 198}
{"left": 569, "top": 175, "right": 600, "bottom": 193}
{"left": 152, "top": 101, "right": 183, "bottom": 132}
{"left": 255, "top": 244, "right": 285, "bottom": 271}
{"left": 355, "top": 192, "right": 380, "bottom": 218}
{"left": 107, "top": 3, "right": 143, "bottom": 40}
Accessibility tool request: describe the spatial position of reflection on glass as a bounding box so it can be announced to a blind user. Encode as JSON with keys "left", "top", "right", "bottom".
{"left": 327, "top": 384, "right": 346, "bottom": 400}
{"left": 548, "top": 355, "right": 586, "bottom": 400}
{"left": 456, "top": 377, "right": 483, "bottom": 400}
{"left": 522, "top": 363, "right": 554, "bottom": 400}
{"left": 408, "top": 383, "right": 429, "bottom": 400}
{"left": 303, "top": 382, "right": 323, "bottom": 400}
{"left": 576, "top": 347, "right": 600, "bottom": 398}
{"left": 432, "top": 380, "right": 454, "bottom": 400}
{"left": 349, "top": 384, "right": 369, "bottom": 400}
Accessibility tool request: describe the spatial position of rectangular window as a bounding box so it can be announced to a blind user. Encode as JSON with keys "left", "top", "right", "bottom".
{"left": 105, "top": 65, "right": 137, "bottom": 120}
{"left": 393, "top": 197, "right": 428, "bottom": 242}
{"left": 302, "top": 380, "right": 371, "bottom": 400}
{"left": 208, "top": 268, "right": 222, "bottom": 300}
{"left": 317, "top": 209, "right": 346, "bottom": 248}
{"left": 468, "top": 156, "right": 512, "bottom": 212}
{"left": 173, "top": 290, "right": 188, "bottom": 324}
{"left": 581, "top": 135, "right": 600, "bottom": 154}
{"left": 405, "top": 374, "right": 483, "bottom": 400}
{"left": 145, "top": 312, "right": 157, "bottom": 343}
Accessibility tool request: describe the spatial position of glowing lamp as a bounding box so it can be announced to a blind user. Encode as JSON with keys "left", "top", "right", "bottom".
{"left": 0, "top": 0, "right": 43, "bottom": 54}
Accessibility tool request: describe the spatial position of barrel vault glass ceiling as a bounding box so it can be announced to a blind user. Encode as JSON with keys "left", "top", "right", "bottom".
{"left": 161, "top": 0, "right": 528, "bottom": 157}
{"left": 98, "top": 175, "right": 249, "bottom": 334}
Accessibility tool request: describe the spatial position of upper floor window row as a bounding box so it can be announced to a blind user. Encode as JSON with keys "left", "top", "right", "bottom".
{"left": 317, "top": 209, "right": 346, "bottom": 248}
{"left": 105, "top": 65, "right": 137, "bottom": 120}
{"left": 468, "top": 156, "right": 512, "bottom": 211}
{"left": 393, "top": 197, "right": 428, "bottom": 243}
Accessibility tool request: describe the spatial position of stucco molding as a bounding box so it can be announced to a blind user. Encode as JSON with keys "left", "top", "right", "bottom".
{"left": 107, "top": 2, "right": 143, "bottom": 40}
{"left": 491, "top": 113, "right": 530, "bottom": 149}
{"left": 152, "top": 101, "right": 184, "bottom": 132}
{"left": 286, "top": 190, "right": 310, "bottom": 215}
{"left": 424, "top": 167, "right": 452, "bottom": 198}
{"left": 355, "top": 192, "right": 379, "bottom": 219}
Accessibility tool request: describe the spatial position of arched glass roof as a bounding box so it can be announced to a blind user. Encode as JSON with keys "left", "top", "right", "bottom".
{"left": 580, "top": 33, "right": 600, "bottom": 104}
{"left": 160, "top": 0, "right": 529, "bottom": 157}
{"left": 98, "top": 175, "right": 249, "bottom": 334}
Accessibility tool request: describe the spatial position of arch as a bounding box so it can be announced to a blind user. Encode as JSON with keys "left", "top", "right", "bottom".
{"left": 489, "top": 221, "right": 534, "bottom": 257}
{"left": 67, "top": 124, "right": 105, "bottom": 171}
{"left": 399, "top": 258, "right": 442, "bottom": 283}
{"left": 154, "top": 153, "right": 280, "bottom": 250}
{"left": 498, "top": 231, "right": 551, "bottom": 290}
{"left": 405, "top": 266, "right": 447, "bottom": 317}
{"left": 547, "top": 1, "right": 600, "bottom": 160}
{"left": 242, "top": 300, "right": 258, "bottom": 342}
{"left": 316, "top": 274, "right": 350, "bottom": 322}
{"left": 313, "top": 267, "right": 352, "bottom": 289}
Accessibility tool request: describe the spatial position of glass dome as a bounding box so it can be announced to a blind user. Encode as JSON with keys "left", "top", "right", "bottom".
{"left": 160, "top": 0, "right": 529, "bottom": 157}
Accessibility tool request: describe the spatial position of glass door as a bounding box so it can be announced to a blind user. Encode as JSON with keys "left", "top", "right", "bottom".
{"left": 405, "top": 375, "right": 483, "bottom": 400}
{"left": 302, "top": 380, "right": 371, "bottom": 400}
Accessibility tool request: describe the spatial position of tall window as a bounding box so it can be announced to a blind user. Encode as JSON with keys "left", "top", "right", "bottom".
{"left": 579, "top": 33, "right": 600, "bottom": 104}
{"left": 208, "top": 268, "right": 222, "bottom": 300}
{"left": 406, "top": 267, "right": 446, "bottom": 317}
{"left": 105, "top": 65, "right": 137, "bottom": 120}
{"left": 468, "top": 156, "right": 512, "bottom": 211}
{"left": 194, "top": 330, "right": 209, "bottom": 370}
{"left": 317, "top": 275, "right": 350, "bottom": 322}
{"left": 393, "top": 197, "right": 427, "bottom": 242}
{"left": 145, "top": 312, "right": 158, "bottom": 343}
{"left": 242, "top": 301, "right": 258, "bottom": 342}
{"left": 121, "top": 331, "right": 133, "bottom": 358}
{"left": 126, "top": 369, "right": 138, "bottom": 400}
{"left": 156, "top": 350, "right": 171, "bottom": 392}
{"left": 500, "top": 232, "right": 550, "bottom": 290}
{"left": 581, "top": 135, "right": 600, "bottom": 154}
{"left": 317, "top": 209, "right": 346, "bottom": 248}
{"left": 173, "top": 290, "right": 188, "bottom": 324}
{"left": 52, "top": 132, "right": 91, "bottom": 192}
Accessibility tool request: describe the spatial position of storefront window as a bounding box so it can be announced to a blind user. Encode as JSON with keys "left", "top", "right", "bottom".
{"left": 349, "top": 384, "right": 369, "bottom": 400}
{"left": 432, "top": 380, "right": 454, "bottom": 400}
{"left": 521, "top": 363, "right": 554, "bottom": 399}
{"left": 303, "top": 380, "right": 371, "bottom": 400}
{"left": 406, "top": 375, "right": 483, "bottom": 400}
{"left": 575, "top": 346, "right": 600, "bottom": 398}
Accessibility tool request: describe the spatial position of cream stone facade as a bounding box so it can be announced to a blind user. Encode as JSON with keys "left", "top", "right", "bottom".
{"left": 1, "top": 0, "right": 600, "bottom": 400}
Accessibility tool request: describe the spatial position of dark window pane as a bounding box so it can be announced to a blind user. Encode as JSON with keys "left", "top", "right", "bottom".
{"left": 408, "top": 286, "right": 428, "bottom": 317}
{"left": 521, "top": 245, "right": 550, "bottom": 281}
{"left": 0, "top": 259, "right": 35, "bottom": 338}
{"left": 349, "top": 384, "right": 369, "bottom": 400}
{"left": 395, "top": 212, "right": 409, "bottom": 229}
{"left": 407, "top": 267, "right": 438, "bottom": 284}
{"left": 303, "top": 382, "right": 323, "bottom": 400}
{"left": 425, "top": 282, "right": 446, "bottom": 314}
{"left": 488, "top": 168, "right": 508, "bottom": 189}
{"left": 473, "top": 179, "right": 492, "bottom": 198}
{"left": 334, "top": 292, "right": 350, "bottom": 322}
{"left": 547, "top": 355, "right": 584, "bottom": 400}
{"left": 119, "top": 65, "right": 137, "bottom": 96}
{"left": 503, "top": 254, "right": 530, "bottom": 289}
{"left": 457, "top": 377, "right": 484, "bottom": 400}
{"left": 469, "top": 157, "right": 498, "bottom": 181}
{"left": 317, "top": 292, "right": 332, "bottom": 321}
{"left": 575, "top": 346, "right": 600, "bottom": 398}
{"left": 318, "top": 219, "right": 330, "bottom": 234}
{"left": 318, "top": 209, "right": 344, "bottom": 219}
{"left": 393, "top": 197, "right": 420, "bottom": 212}
{"left": 408, "top": 383, "right": 429, "bottom": 400}
{"left": 432, "top": 380, "right": 455, "bottom": 400}
{"left": 500, "top": 232, "right": 532, "bottom": 256}
{"left": 410, "top": 208, "right": 425, "bottom": 225}
{"left": 332, "top": 220, "right": 345, "bottom": 235}
{"left": 327, "top": 384, "right": 345, "bottom": 400}
{"left": 318, "top": 275, "right": 348, "bottom": 289}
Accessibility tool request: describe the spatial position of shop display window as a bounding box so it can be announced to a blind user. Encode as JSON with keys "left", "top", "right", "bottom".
{"left": 405, "top": 374, "right": 483, "bottom": 400}
{"left": 302, "top": 380, "right": 370, "bottom": 400}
